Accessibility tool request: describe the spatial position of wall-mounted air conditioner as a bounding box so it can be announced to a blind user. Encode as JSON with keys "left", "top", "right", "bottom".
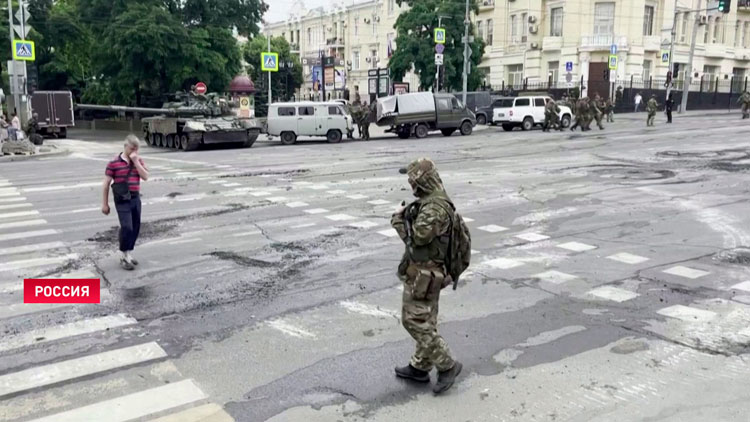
{"left": 530, "top": 42, "right": 539, "bottom": 49}
{"left": 529, "top": 25, "right": 538, "bottom": 34}
{"left": 528, "top": 16, "right": 536, "bottom": 23}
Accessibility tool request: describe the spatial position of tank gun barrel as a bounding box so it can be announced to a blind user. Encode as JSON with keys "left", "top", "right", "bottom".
{"left": 76, "top": 104, "right": 209, "bottom": 116}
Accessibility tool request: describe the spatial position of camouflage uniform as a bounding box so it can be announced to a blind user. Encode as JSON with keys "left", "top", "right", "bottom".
{"left": 543, "top": 100, "right": 561, "bottom": 132}
{"left": 646, "top": 96, "right": 658, "bottom": 126}
{"left": 605, "top": 100, "right": 615, "bottom": 122}
{"left": 571, "top": 98, "right": 591, "bottom": 131}
{"left": 592, "top": 96, "right": 605, "bottom": 130}
{"left": 391, "top": 159, "right": 455, "bottom": 373}
{"left": 737, "top": 91, "right": 750, "bottom": 119}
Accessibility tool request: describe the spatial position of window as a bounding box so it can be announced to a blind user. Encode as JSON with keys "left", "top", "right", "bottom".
{"left": 451, "top": 97, "right": 460, "bottom": 109}
{"left": 736, "top": 20, "right": 742, "bottom": 47}
{"left": 515, "top": 98, "right": 530, "bottom": 106}
{"left": 703, "top": 65, "right": 719, "bottom": 91}
{"left": 333, "top": 23, "right": 338, "bottom": 39}
{"left": 550, "top": 7, "right": 563, "bottom": 36}
{"left": 522, "top": 13, "right": 528, "bottom": 36}
{"left": 733, "top": 67, "right": 746, "bottom": 91}
{"left": 745, "top": 22, "right": 750, "bottom": 48}
{"left": 494, "top": 99, "right": 513, "bottom": 108}
{"left": 643, "top": 59, "right": 652, "bottom": 81}
{"left": 534, "top": 98, "right": 546, "bottom": 107}
{"left": 278, "top": 107, "right": 296, "bottom": 116}
{"left": 713, "top": 17, "right": 723, "bottom": 43}
{"left": 297, "top": 30, "right": 300, "bottom": 45}
{"left": 704, "top": 16, "right": 711, "bottom": 43}
{"left": 548, "top": 61, "right": 559, "bottom": 85}
{"left": 328, "top": 106, "right": 343, "bottom": 115}
{"left": 307, "top": 28, "right": 312, "bottom": 44}
{"left": 477, "top": 20, "right": 484, "bottom": 40}
{"left": 370, "top": 49, "right": 377, "bottom": 68}
{"left": 594, "top": 3, "right": 615, "bottom": 36}
{"left": 372, "top": 17, "right": 376, "bottom": 35}
{"left": 437, "top": 98, "right": 451, "bottom": 111}
{"left": 643, "top": 5, "right": 654, "bottom": 36}
{"left": 507, "top": 64, "right": 524, "bottom": 87}
{"left": 511, "top": 15, "right": 518, "bottom": 39}
{"left": 352, "top": 51, "right": 360, "bottom": 70}
{"left": 354, "top": 17, "right": 359, "bottom": 36}
{"left": 388, "top": 0, "right": 395, "bottom": 14}
{"left": 290, "top": 31, "right": 294, "bottom": 43}
{"left": 487, "top": 19, "right": 494, "bottom": 44}
{"left": 680, "top": 13, "right": 688, "bottom": 43}
{"left": 282, "top": 32, "right": 286, "bottom": 40}
{"left": 299, "top": 106, "right": 315, "bottom": 116}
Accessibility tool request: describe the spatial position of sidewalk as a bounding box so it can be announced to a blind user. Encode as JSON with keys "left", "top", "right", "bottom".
{"left": 612, "top": 109, "right": 737, "bottom": 121}
{"left": 0, "top": 139, "right": 71, "bottom": 162}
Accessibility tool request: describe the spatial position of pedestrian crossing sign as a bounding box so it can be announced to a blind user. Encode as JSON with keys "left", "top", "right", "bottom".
{"left": 261, "top": 52, "right": 279, "bottom": 72}
{"left": 12, "top": 40, "right": 34, "bottom": 61}
{"left": 608, "top": 54, "right": 618, "bottom": 70}
{"left": 434, "top": 28, "right": 446, "bottom": 44}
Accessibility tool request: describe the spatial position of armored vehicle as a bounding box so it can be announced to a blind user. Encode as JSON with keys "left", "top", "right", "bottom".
{"left": 77, "top": 91, "right": 261, "bottom": 151}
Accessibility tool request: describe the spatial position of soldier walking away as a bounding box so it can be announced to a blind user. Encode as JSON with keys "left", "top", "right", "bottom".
{"left": 360, "top": 104, "right": 372, "bottom": 140}
{"left": 592, "top": 95, "right": 605, "bottom": 130}
{"left": 543, "top": 98, "right": 561, "bottom": 132}
{"left": 391, "top": 158, "right": 471, "bottom": 394}
{"left": 737, "top": 90, "right": 750, "bottom": 119}
{"left": 102, "top": 135, "right": 149, "bottom": 271}
{"left": 570, "top": 97, "right": 590, "bottom": 131}
{"left": 646, "top": 95, "right": 658, "bottom": 126}
{"left": 605, "top": 99, "right": 615, "bottom": 122}
{"left": 665, "top": 93, "right": 675, "bottom": 124}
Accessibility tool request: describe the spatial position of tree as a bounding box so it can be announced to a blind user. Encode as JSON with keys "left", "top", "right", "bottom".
{"left": 244, "top": 35, "right": 302, "bottom": 115}
{"left": 390, "top": 0, "right": 485, "bottom": 92}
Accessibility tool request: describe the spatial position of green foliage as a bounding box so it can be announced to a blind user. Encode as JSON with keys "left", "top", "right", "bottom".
{"left": 244, "top": 35, "right": 302, "bottom": 115}
{"left": 390, "top": 0, "right": 485, "bottom": 92}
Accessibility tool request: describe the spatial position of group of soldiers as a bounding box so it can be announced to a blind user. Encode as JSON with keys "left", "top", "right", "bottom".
{"left": 543, "top": 94, "right": 614, "bottom": 132}
{"left": 350, "top": 92, "right": 376, "bottom": 140}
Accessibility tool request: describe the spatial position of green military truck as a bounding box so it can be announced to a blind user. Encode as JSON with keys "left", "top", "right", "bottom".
{"left": 375, "top": 92, "right": 476, "bottom": 139}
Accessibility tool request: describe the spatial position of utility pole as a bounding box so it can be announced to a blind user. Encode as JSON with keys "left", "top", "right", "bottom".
{"left": 267, "top": 33, "right": 272, "bottom": 106}
{"left": 7, "top": 0, "right": 17, "bottom": 117}
{"left": 666, "top": 9, "right": 678, "bottom": 102}
{"left": 461, "top": 0, "right": 470, "bottom": 105}
{"left": 435, "top": 15, "right": 451, "bottom": 93}
{"left": 680, "top": 0, "right": 703, "bottom": 114}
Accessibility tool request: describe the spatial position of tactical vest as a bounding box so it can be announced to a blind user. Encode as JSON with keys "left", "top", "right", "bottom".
{"left": 404, "top": 198, "right": 450, "bottom": 265}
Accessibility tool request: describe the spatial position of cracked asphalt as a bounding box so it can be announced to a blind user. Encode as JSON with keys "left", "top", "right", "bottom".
{"left": 2, "top": 110, "right": 750, "bottom": 421}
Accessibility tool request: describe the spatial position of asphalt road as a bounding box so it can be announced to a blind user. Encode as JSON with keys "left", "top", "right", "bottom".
{"left": 2, "top": 110, "right": 750, "bottom": 421}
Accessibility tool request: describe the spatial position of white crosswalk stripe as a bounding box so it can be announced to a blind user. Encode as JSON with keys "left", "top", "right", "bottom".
{"left": 0, "top": 228, "right": 58, "bottom": 243}
{"left": 0, "top": 253, "right": 78, "bottom": 272}
{"left": 0, "top": 241, "right": 65, "bottom": 257}
{"left": 0, "top": 218, "right": 47, "bottom": 230}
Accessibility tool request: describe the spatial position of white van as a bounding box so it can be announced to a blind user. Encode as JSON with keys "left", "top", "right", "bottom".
{"left": 267, "top": 102, "right": 353, "bottom": 145}
{"left": 492, "top": 96, "right": 573, "bottom": 131}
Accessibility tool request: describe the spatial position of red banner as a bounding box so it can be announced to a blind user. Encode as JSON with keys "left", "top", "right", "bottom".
{"left": 24, "top": 279, "right": 101, "bottom": 304}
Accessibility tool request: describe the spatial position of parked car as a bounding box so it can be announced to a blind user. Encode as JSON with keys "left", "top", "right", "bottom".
{"left": 478, "top": 97, "right": 512, "bottom": 126}
{"left": 267, "top": 102, "right": 353, "bottom": 145}
{"left": 376, "top": 92, "right": 476, "bottom": 139}
{"left": 492, "top": 96, "right": 573, "bottom": 131}
{"left": 453, "top": 91, "right": 493, "bottom": 125}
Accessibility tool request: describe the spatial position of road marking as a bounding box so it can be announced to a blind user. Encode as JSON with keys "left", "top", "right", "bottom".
{"left": 0, "top": 228, "right": 58, "bottom": 243}
{"left": 0, "top": 314, "right": 137, "bottom": 353}
{"left": 148, "top": 403, "right": 235, "bottom": 422}
{"left": 515, "top": 232, "right": 551, "bottom": 242}
{"left": 304, "top": 208, "right": 329, "bottom": 214}
{"left": 0, "top": 196, "right": 26, "bottom": 203}
{"left": 377, "top": 228, "right": 399, "bottom": 237}
{"left": 326, "top": 214, "right": 356, "bottom": 221}
{"left": 26, "top": 379, "right": 207, "bottom": 422}
{"left": 556, "top": 241, "right": 598, "bottom": 252}
{"left": 292, "top": 181, "right": 313, "bottom": 186}
{"left": 663, "top": 265, "right": 709, "bottom": 279}
{"left": 0, "top": 253, "right": 78, "bottom": 272}
{"left": 340, "top": 300, "right": 398, "bottom": 318}
{"left": 0, "top": 187, "right": 19, "bottom": 194}
{"left": 209, "top": 180, "right": 225, "bottom": 184}
{"left": 534, "top": 270, "right": 577, "bottom": 284}
{"left": 367, "top": 199, "right": 391, "bottom": 205}
{"left": 347, "top": 194, "right": 368, "bottom": 200}
{"left": 308, "top": 184, "right": 329, "bottom": 190}
{"left": 327, "top": 190, "right": 346, "bottom": 195}
{"left": 267, "top": 319, "right": 316, "bottom": 338}
{"left": 176, "top": 172, "right": 194, "bottom": 176}
{"left": 0, "top": 241, "right": 65, "bottom": 257}
{"left": 232, "top": 231, "right": 261, "bottom": 237}
{"left": 0, "top": 219, "right": 47, "bottom": 231}
{"left": 657, "top": 305, "right": 717, "bottom": 322}
{"left": 607, "top": 252, "right": 650, "bottom": 265}
{"left": 286, "top": 201, "right": 309, "bottom": 208}
{"left": 222, "top": 182, "right": 241, "bottom": 187}
{"left": 250, "top": 191, "right": 272, "bottom": 197}
{"left": 0, "top": 191, "right": 21, "bottom": 198}
{"left": 731, "top": 281, "right": 750, "bottom": 293}
{"left": 586, "top": 286, "right": 639, "bottom": 302}
{"left": 0, "top": 342, "right": 167, "bottom": 397}
{"left": 215, "top": 164, "right": 233, "bottom": 168}
{"left": 166, "top": 238, "right": 202, "bottom": 245}
{"left": 478, "top": 225, "right": 509, "bottom": 233}
{"left": 484, "top": 257, "right": 525, "bottom": 269}
{"left": 349, "top": 221, "right": 379, "bottom": 229}
{"left": 0, "top": 210, "right": 39, "bottom": 219}
{"left": 266, "top": 196, "right": 288, "bottom": 203}
{"left": 291, "top": 223, "right": 316, "bottom": 229}
{"left": 463, "top": 217, "right": 475, "bottom": 222}
{"left": 23, "top": 182, "right": 101, "bottom": 192}
{"left": 0, "top": 303, "right": 70, "bottom": 320}
{"left": 0, "top": 202, "right": 32, "bottom": 210}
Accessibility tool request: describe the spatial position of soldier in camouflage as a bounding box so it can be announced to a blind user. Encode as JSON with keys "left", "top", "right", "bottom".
{"left": 737, "top": 91, "right": 750, "bottom": 119}
{"left": 391, "top": 158, "right": 462, "bottom": 394}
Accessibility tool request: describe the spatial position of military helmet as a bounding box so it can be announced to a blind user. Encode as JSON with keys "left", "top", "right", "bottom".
{"left": 406, "top": 158, "right": 444, "bottom": 196}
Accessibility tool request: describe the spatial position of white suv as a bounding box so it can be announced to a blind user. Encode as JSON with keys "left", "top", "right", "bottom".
{"left": 492, "top": 96, "right": 573, "bottom": 131}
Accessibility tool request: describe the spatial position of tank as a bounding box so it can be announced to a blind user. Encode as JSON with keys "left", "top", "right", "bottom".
{"left": 77, "top": 91, "right": 261, "bottom": 151}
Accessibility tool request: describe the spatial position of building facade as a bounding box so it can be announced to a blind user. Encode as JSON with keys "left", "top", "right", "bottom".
{"left": 267, "top": 0, "right": 750, "bottom": 99}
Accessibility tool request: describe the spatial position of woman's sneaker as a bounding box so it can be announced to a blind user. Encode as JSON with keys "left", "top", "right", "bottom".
{"left": 120, "top": 257, "right": 135, "bottom": 271}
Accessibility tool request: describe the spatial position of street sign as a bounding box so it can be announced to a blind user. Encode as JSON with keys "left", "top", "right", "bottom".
{"left": 261, "top": 52, "right": 279, "bottom": 72}
{"left": 565, "top": 61, "right": 573, "bottom": 72}
{"left": 608, "top": 54, "right": 618, "bottom": 70}
{"left": 195, "top": 82, "right": 207, "bottom": 94}
{"left": 12, "top": 24, "right": 30, "bottom": 38}
{"left": 610, "top": 44, "right": 617, "bottom": 55}
{"left": 15, "top": 3, "right": 29, "bottom": 23}
{"left": 369, "top": 78, "right": 377, "bottom": 94}
{"left": 435, "top": 44, "right": 445, "bottom": 54}
{"left": 434, "top": 54, "right": 444, "bottom": 65}
{"left": 567, "top": 82, "right": 574, "bottom": 88}
{"left": 434, "top": 28, "right": 446, "bottom": 44}
{"left": 12, "top": 40, "right": 34, "bottom": 61}
{"left": 661, "top": 50, "right": 670, "bottom": 63}
{"left": 565, "top": 72, "right": 573, "bottom": 83}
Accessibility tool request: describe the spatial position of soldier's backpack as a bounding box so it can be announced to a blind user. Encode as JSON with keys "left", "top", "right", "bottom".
{"left": 431, "top": 198, "right": 472, "bottom": 290}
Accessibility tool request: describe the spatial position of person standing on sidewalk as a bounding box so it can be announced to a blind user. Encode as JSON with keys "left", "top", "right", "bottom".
{"left": 665, "top": 93, "right": 674, "bottom": 124}
{"left": 9, "top": 112, "right": 20, "bottom": 140}
{"left": 101, "top": 135, "right": 149, "bottom": 270}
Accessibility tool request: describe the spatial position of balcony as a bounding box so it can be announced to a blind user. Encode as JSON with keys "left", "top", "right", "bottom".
{"left": 580, "top": 35, "right": 628, "bottom": 51}
{"left": 543, "top": 36, "right": 563, "bottom": 51}
{"left": 289, "top": 44, "right": 300, "bottom": 53}
{"left": 739, "top": 0, "right": 750, "bottom": 11}
{"left": 326, "top": 37, "right": 345, "bottom": 48}
{"left": 478, "top": 0, "right": 495, "bottom": 11}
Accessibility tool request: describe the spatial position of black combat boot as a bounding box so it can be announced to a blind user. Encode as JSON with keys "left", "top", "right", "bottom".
{"left": 433, "top": 361, "right": 463, "bottom": 394}
{"left": 395, "top": 364, "right": 430, "bottom": 382}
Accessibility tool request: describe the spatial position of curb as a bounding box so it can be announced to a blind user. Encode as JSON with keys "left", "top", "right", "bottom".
{"left": 0, "top": 148, "right": 72, "bottom": 163}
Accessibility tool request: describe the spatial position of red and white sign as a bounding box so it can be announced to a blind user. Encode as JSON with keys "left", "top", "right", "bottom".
{"left": 24, "top": 278, "right": 100, "bottom": 304}
{"left": 195, "top": 82, "right": 207, "bottom": 94}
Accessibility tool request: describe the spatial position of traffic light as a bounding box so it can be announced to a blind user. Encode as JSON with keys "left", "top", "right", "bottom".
{"left": 718, "top": 0, "right": 731, "bottom": 13}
